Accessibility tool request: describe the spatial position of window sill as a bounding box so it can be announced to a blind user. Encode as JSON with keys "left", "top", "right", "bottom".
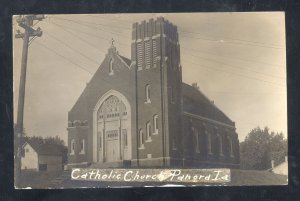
{"left": 79, "top": 152, "right": 86, "bottom": 155}
{"left": 145, "top": 138, "right": 152, "bottom": 143}
{"left": 145, "top": 100, "right": 151, "bottom": 104}
{"left": 138, "top": 145, "right": 145, "bottom": 150}
{"left": 70, "top": 152, "right": 75, "bottom": 156}
{"left": 152, "top": 131, "right": 158, "bottom": 135}
{"left": 109, "top": 72, "right": 114, "bottom": 76}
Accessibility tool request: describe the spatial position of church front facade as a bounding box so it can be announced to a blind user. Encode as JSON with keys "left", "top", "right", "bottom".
{"left": 67, "top": 17, "right": 240, "bottom": 169}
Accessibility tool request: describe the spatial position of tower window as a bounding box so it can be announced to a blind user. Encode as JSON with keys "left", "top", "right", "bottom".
{"left": 146, "top": 122, "right": 151, "bottom": 141}
{"left": 109, "top": 59, "right": 114, "bottom": 75}
{"left": 152, "top": 39, "right": 157, "bottom": 67}
{"left": 139, "top": 129, "right": 144, "bottom": 149}
{"left": 137, "top": 42, "right": 143, "bottom": 70}
{"left": 145, "top": 84, "right": 151, "bottom": 103}
{"left": 153, "top": 115, "right": 158, "bottom": 134}
{"left": 145, "top": 40, "right": 151, "bottom": 68}
{"left": 70, "top": 139, "right": 75, "bottom": 155}
{"left": 80, "top": 139, "right": 85, "bottom": 154}
{"left": 152, "top": 40, "right": 157, "bottom": 59}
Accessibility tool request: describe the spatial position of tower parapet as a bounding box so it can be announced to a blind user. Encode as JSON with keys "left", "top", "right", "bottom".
{"left": 131, "top": 17, "right": 180, "bottom": 71}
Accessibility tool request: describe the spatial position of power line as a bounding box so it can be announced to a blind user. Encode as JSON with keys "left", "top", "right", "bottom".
{"left": 52, "top": 16, "right": 130, "bottom": 38}
{"left": 85, "top": 14, "right": 132, "bottom": 29}
{"left": 82, "top": 14, "right": 284, "bottom": 50}
{"left": 179, "top": 32, "right": 284, "bottom": 50}
{"left": 45, "top": 16, "right": 285, "bottom": 87}
{"left": 46, "top": 20, "right": 107, "bottom": 54}
{"left": 43, "top": 30, "right": 100, "bottom": 66}
{"left": 181, "top": 47, "right": 285, "bottom": 80}
{"left": 34, "top": 41, "right": 140, "bottom": 103}
{"left": 47, "top": 19, "right": 130, "bottom": 48}
{"left": 51, "top": 16, "right": 285, "bottom": 68}
{"left": 179, "top": 43, "right": 285, "bottom": 68}
{"left": 35, "top": 41, "right": 93, "bottom": 74}
{"left": 181, "top": 58, "right": 285, "bottom": 87}
{"left": 179, "top": 30, "right": 284, "bottom": 50}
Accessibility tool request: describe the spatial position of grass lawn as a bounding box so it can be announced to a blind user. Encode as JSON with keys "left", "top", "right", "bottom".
{"left": 230, "top": 169, "right": 288, "bottom": 185}
{"left": 17, "top": 170, "right": 63, "bottom": 189}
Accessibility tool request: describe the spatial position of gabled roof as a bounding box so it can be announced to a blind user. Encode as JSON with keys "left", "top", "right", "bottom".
{"left": 182, "top": 82, "right": 234, "bottom": 126}
{"left": 25, "top": 139, "right": 63, "bottom": 156}
{"left": 69, "top": 48, "right": 131, "bottom": 118}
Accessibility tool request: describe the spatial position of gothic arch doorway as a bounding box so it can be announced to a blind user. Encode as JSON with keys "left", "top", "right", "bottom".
{"left": 93, "top": 90, "right": 131, "bottom": 163}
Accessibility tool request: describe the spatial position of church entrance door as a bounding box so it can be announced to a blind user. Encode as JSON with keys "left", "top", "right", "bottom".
{"left": 106, "top": 130, "right": 120, "bottom": 162}
{"left": 94, "top": 91, "right": 132, "bottom": 164}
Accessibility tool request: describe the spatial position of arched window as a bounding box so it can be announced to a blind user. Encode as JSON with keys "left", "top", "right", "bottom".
{"left": 80, "top": 139, "right": 85, "bottom": 154}
{"left": 139, "top": 129, "right": 144, "bottom": 149}
{"left": 194, "top": 128, "right": 200, "bottom": 153}
{"left": 153, "top": 115, "right": 158, "bottom": 134}
{"left": 217, "top": 134, "right": 223, "bottom": 156}
{"left": 228, "top": 136, "right": 234, "bottom": 157}
{"left": 206, "top": 131, "right": 212, "bottom": 155}
{"left": 70, "top": 139, "right": 75, "bottom": 155}
{"left": 109, "top": 59, "right": 114, "bottom": 75}
{"left": 145, "top": 84, "right": 151, "bottom": 103}
{"left": 146, "top": 122, "right": 151, "bottom": 141}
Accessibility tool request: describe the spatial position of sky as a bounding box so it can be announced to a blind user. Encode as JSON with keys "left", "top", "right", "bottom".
{"left": 13, "top": 12, "right": 287, "bottom": 143}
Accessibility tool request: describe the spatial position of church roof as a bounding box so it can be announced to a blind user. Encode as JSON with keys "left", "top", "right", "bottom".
{"left": 182, "top": 82, "right": 234, "bottom": 126}
{"left": 119, "top": 55, "right": 131, "bottom": 66}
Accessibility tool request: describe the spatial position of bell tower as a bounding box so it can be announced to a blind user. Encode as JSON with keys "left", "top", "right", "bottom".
{"left": 131, "top": 17, "right": 183, "bottom": 167}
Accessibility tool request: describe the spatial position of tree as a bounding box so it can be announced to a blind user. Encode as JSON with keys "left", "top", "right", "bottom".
{"left": 240, "top": 126, "right": 287, "bottom": 170}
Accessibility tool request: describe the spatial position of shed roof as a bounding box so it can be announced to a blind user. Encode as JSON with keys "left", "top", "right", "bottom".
{"left": 25, "top": 139, "right": 63, "bottom": 156}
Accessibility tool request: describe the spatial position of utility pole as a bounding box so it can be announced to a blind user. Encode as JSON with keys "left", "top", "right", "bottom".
{"left": 14, "top": 15, "right": 44, "bottom": 187}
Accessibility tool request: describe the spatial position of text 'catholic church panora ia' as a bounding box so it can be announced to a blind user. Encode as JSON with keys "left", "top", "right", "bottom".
{"left": 67, "top": 17, "right": 240, "bottom": 169}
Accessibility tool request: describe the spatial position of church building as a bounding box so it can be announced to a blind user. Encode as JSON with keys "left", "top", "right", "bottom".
{"left": 67, "top": 17, "right": 240, "bottom": 169}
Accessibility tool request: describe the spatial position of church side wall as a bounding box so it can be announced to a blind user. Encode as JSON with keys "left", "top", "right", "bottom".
{"left": 182, "top": 115, "right": 240, "bottom": 168}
